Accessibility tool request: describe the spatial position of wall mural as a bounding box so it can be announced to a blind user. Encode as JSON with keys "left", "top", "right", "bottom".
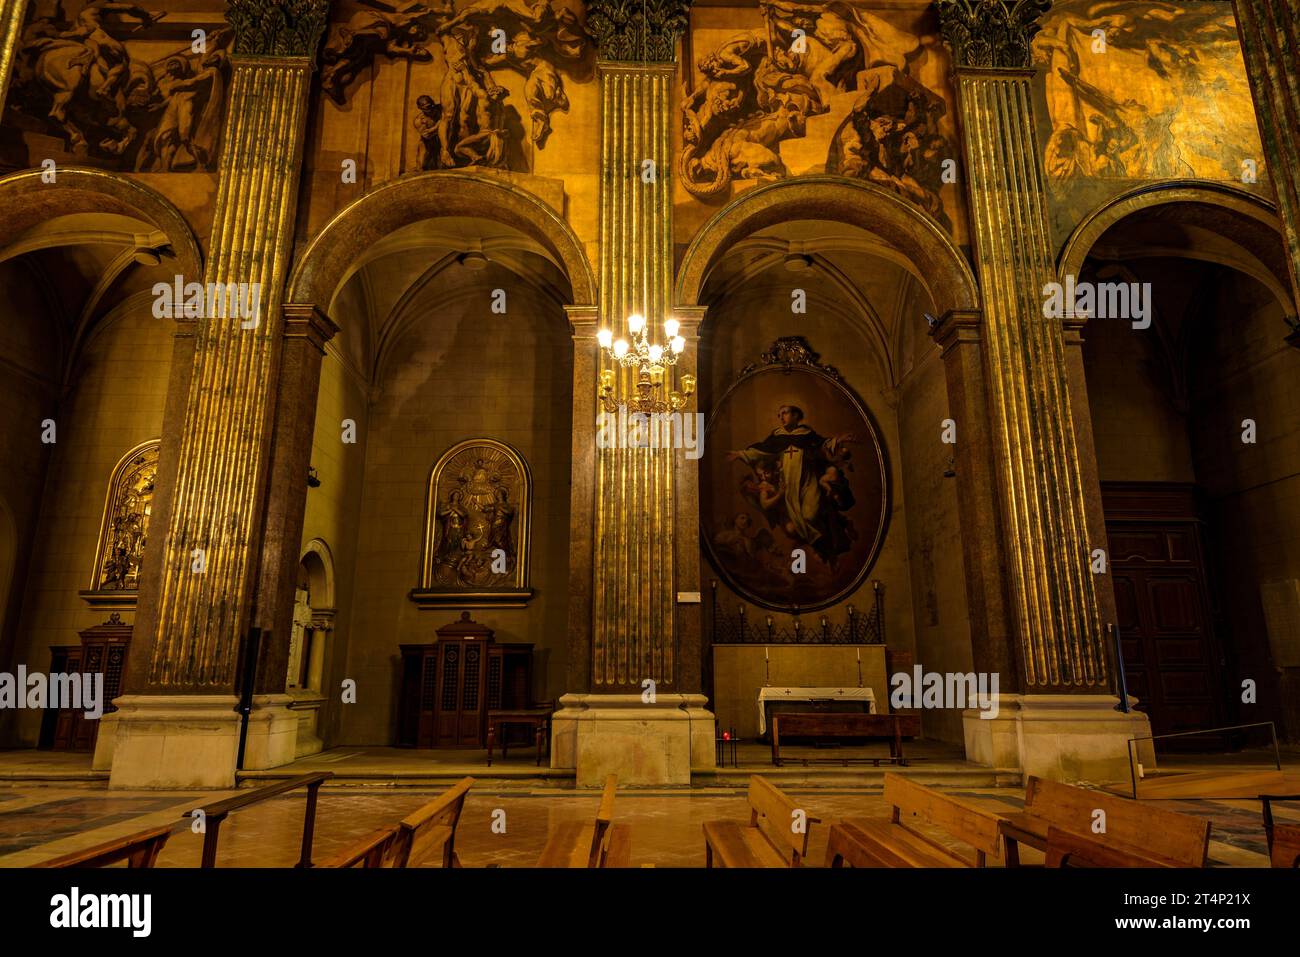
{"left": 1032, "top": 1, "right": 1268, "bottom": 238}
{"left": 3, "top": 1, "right": 231, "bottom": 171}
{"left": 701, "top": 338, "right": 888, "bottom": 614}
{"left": 321, "top": 0, "right": 589, "bottom": 173}
{"left": 411, "top": 438, "right": 534, "bottom": 607}
{"left": 681, "top": 1, "right": 957, "bottom": 232}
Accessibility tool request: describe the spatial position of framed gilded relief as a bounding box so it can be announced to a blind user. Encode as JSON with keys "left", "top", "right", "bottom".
{"left": 80, "top": 439, "right": 160, "bottom": 609}
{"left": 701, "top": 338, "right": 889, "bottom": 613}
{"left": 410, "top": 438, "right": 533, "bottom": 608}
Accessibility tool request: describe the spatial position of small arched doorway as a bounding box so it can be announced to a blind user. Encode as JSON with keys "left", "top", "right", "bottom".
{"left": 288, "top": 540, "right": 336, "bottom": 756}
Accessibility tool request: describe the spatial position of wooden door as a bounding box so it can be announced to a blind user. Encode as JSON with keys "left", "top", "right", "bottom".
{"left": 433, "top": 638, "right": 488, "bottom": 748}
{"left": 1105, "top": 486, "right": 1224, "bottom": 747}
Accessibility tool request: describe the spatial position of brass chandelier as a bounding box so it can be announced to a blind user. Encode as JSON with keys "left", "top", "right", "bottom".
{"left": 597, "top": 313, "right": 695, "bottom": 414}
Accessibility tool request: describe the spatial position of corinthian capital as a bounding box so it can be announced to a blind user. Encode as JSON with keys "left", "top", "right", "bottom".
{"left": 585, "top": 0, "right": 691, "bottom": 62}
{"left": 936, "top": 0, "right": 1053, "bottom": 70}
{"left": 226, "top": 0, "right": 331, "bottom": 60}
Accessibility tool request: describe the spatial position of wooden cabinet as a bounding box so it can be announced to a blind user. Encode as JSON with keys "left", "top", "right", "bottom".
{"left": 398, "top": 612, "right": 533, "bottom": 749}
{"left": 39, "top": 614, "right": 131, "bottom": 752}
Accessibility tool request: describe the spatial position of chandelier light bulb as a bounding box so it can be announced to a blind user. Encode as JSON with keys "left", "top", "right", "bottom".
{"left": 671, "top": 336, "right": 685, "bottom": 354}
{"left": 613, "top": 338, "right": 629, "bottom": 358}
{"left": 627, "top": 313, "right": 645, "bottom": 334}
{"left": 664, "top": 318, "right": 680, "bottom": 338}
{"left": 597, "top": 328, "right": 613, "bottom": 348}
{"left": 648, "top": 344, "right": 664, "bottom": 363}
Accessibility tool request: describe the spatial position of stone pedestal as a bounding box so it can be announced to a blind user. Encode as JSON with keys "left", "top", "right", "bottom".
{"left": 102, "top": 695, "right": 242, "bottom": 789}
{"left": 963, "top": 693, "right": 1154, "bottom": 785}
{"left": 552, "top": 693, "right": 715, "bottom": 786}
{"left": 288, "top": 689, "right": 326, "bottom": 757}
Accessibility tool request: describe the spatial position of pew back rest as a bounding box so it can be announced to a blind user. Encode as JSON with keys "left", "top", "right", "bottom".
{"left": 1270, "top": 822, "right": 1300, "bottom": 868}
{"left": 883, "top": 773, "right": 1003, "bottom": 865}
{"left": 1025, "top": 776, "right": 1209, "bottom": 867}
{"left": 389, "top": 776, "right": 474, "bottom": 867}
{"left": 31, "top": 824, "right": 173, "bottom": 869}
{"left": 747, "top": 775, "right": 816, "bottom": 865}
{"left": 1044, "top": 826, "right": 1176, "bottom": 868}
{"left": 589, "top": 774, "right": 618, "bottom": 867}
{"left": 319, "top": 826, "right": 399, "bottom": 868}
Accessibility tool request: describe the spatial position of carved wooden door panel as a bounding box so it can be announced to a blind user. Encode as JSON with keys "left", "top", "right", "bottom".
{"left": 433, "top": 638, "right": 489, "bottom": 748}
{"left": 1108, "top": 522, "right": 1223, "bottom": 745}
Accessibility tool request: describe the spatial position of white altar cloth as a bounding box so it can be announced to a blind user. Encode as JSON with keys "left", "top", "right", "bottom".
{"left": 756, "top": 686, "right": 877, "bottom": 735}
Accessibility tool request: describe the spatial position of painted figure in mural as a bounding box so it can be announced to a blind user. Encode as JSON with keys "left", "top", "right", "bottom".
{"left": 319, "top": 2, "right": 450, "bottom": 106}
{"left": 136, "top": 52, "right": 226, "bottom": 171}
{"left": 413, "top": 93, "right": 445, "bottom": 169}
{"left": 831, "top": 65, "right": 951, "bottom": 229}
{"left": 436, "top": 27, "right": 508, "bottom": 167}
{"left": 1034, "top": 2, "right": 1253, "bottom": 192}
{"left": 14, "top": 2, "right": 162, "bottom": 155}
{"left": 726, "top": 405, "right": 859, "bottom": 566}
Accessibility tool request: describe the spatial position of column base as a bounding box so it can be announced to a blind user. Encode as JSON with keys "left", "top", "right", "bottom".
{"left": 962, "top": 693, "right": 1154, "bottom": 785}
{"left": 104, "top": 695, "right": 242, "bottom": 789}
{"left": 242, "top": 694, "right": 300, "bottom": 770}
{"left": 551, "top": 693, "right": 715, "bottom": 786}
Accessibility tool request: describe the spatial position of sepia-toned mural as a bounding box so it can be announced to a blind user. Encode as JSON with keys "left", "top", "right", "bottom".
{"left": 319, "top": 0, "right": 590, "bottom": 175}
{"left": 679, "top": 1, "right": 959, "bottom": 234}
{"left": 702, "top": 338, "right": 888, "bottom": 614}
{"left": 2, "top": 1, "right": 232, "bottom": 171}
{"left": 1032, "top": 1, "right": 1268, "bottom": 241}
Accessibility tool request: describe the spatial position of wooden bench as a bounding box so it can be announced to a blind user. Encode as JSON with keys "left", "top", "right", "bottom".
{"left": 771, "top": 713, "right": 921, "bottom": 767}
{"left": 318, "top": 826, "right": 399, "bottom": 868}
{"left": 1044, "top": 826, "right": 1176, "bottom": 868}
{"left": 703, "top": 776, "right": 819, "bottom": 867}
{"left": 537, "top": 774, "right": 626, "bottom": 868}
{"left": 1261, "top": 795, "right": 1300, "bottom": 868}
{"left": 999, "top": 775, "right": 1210, "bottom": 868}
{"left": 825, "top": 773, "right": 1003, "bottom": 867}
{"left": 31, "top": 824, "right": 173, "bottom": 869}
{"left": 385, "top": 776, "right": 474, "bottom": 867}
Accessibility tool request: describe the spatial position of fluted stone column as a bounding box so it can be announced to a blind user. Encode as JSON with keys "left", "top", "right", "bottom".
{"left": 103, "top": 0, "right": 330, "bottom": 789}
{"left": 0, "top": 0, "right": 27, "bottom": 116}
{"left": 551, "top": 0, "right": 713, "bottom": 786}
{"left": 1232, "top": 0, "right": 1300, "bottom": 339}
{"left": 937, "top": 0, "right": 1148, "bottom": 781}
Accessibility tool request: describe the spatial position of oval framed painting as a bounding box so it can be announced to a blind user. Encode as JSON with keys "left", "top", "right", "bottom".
{"left": 701, "top": 339, "right": 890, "bottom": 613}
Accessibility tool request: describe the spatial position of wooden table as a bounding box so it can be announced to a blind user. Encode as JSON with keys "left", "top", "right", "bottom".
{"left": 486, "top": 708, "right": 551, "bottom": 767}
{"left": 770, "top": 712, "right": 920, "bottom": 767}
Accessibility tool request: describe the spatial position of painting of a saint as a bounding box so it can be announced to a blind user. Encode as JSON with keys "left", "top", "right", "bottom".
{"left": 702, "top": 341, "right": 888, "bottom": 612}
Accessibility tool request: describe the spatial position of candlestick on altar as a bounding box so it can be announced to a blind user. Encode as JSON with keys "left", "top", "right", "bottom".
{"left": 856, "top": 649, "right": 863, "bottom": 688}
{"left": 764, "top": 646, "right": 771, "bottom": 686}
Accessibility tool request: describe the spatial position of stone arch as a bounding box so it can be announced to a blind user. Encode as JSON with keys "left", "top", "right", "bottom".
{"left": 299, "top": 538, "right": 335, "bottom": 611}
{"left": 1058, "top": 180, "right": 1295, "bottom": 314}
{"left": 286, "top": 170, "right": 598, "bottom": 311}
{"left": 674, "top": 176, "right": 980, "bottom": 317}
{"left": 0, "top": 167, "right": 203, "bottom": 278}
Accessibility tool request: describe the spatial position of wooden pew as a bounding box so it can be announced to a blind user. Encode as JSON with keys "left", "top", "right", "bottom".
{"left": 318, "top": 826, "right": 399, "bottom": 869}
{"left": 1261, "top": 795, "right": 1300, "bottom": 868}
{"left": 537, "top": 774, "right": 624, "bottom": 868}
{"left": 824, "top": 773, "right": 1003, "bottom": 868}
{"left": 1043, "top": 826, "right": 1175, "bottom": 868}
{"left": 999, "top": 775, "right": 1209, "bottom": 868}
{"left": 703, "top": 775, "right": 820, "bottom": 867}
{"left": 32, "top": 824, "right": 173, "bottom": 869}
{"left": 386, "top": 776, "right": 474, "bottom": 868}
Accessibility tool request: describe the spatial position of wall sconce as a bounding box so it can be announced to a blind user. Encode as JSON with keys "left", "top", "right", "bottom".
{"left": 307, "top": 466, "right": 321, "bottom": 488}
{"left": 943, "top": 456, "right": 956, "bottom": 478}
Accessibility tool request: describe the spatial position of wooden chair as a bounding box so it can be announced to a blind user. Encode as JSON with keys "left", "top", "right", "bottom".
{"left": 999, "top": 775, "right": 1209, "bottom": 867}
{"left": 825, "top": 773, "right": 1003, "bottom": 868}
{"left": 318, "top": 826, "right": 399, "bottom": 868}
{"left": 31, "top": 824, "right": 173, "bottom": 869}
{"left": 1261, "top": 795, "right": 1300, "bottom": 868}
{"left": 387, "top": 776, "right": 474, "bottom": 868}
{"left": 1044, "top": 826, "right": 1175, "bottom": 868}
{"left": 537, "top": 774, "right": 625, "bottom": 867}
{"left": 703, "top": 775, "right": 820, "bottom": 867}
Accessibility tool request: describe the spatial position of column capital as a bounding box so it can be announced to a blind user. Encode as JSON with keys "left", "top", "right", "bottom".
{"left": 565, "top": 303, "right": 601, "bottom": 337}
{"left": 929, "top": 308, "right": 983, "bottom": 354}
{"left": 936, "top": 0, "right": 1052, "bottom": 70}
{"left": 282, "top": 303, "right": 339, "bottom": 353}
{"left": 585, "top": 0, "right": 691, "bottom": 63}
{"left": 226, "top": 0, "right": 331, "bottom": 61}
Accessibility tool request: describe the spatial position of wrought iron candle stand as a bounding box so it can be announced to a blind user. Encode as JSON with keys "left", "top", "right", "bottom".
{"left": 708, "top": 579, "right": 885, "bottom": 646}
